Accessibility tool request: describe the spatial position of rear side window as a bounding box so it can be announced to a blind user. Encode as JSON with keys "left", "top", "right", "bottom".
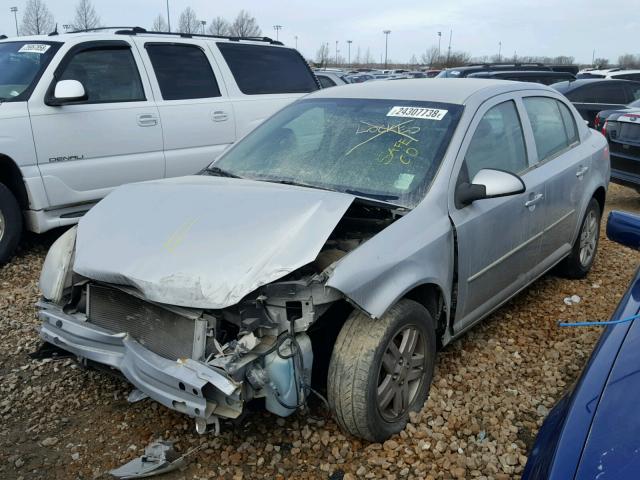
{"left": 524, "top": 97, "right": 575, "bottom": 162}
{"left": 568, "top": 83, "right": 628, "bottom": 104}
{"left": 59, "top": 47, "right": 144, "bottom": 103}
{"left": 146, "top": 44, "right": 220, "bottom": 100}
{"left": 615, "top": 73, "right": 640, "bottom": 81}
{"left": 317, "top": 75, "right": 336, "bottom": 88}
{"left": 216, "top": 43, "right": 318, "bottom": 95}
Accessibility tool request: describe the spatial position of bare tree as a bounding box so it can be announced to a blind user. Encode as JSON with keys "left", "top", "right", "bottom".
{"left": 207, "top": 16, "right": 230, "bottom": 36}
{"left": 619, "top": 54, "right": 640, "bottom": 69}
{"left": 315, "top": 43, "right": 330, "bottom": 68}
{"left": 72, "top": 0, "right": 100, "bottom": 31}
{"left": 409, "top": 54, "right": 418, "bottom": 67}
{"left": 152, "top": 14, "right": 168, "bottom": 31}
{"left": 420, "top": 46, "right": 440, "bottom": 66}
{"left": 20, "top": 0, "right": 55, "bottom": 35}
{"left": 354, "top": 46, "right": 361, "bottom": 65}
{"left": 178, "top": 7, "right": 200, "bottom": 34}
{"left": 229, "top": 10, "right": 261, "bottom": 37}
{"left": 363, "top": 48, "right": 374, "bottom": 66}
{"left": 593, "top": 57, "right": 610, "bottom": 68}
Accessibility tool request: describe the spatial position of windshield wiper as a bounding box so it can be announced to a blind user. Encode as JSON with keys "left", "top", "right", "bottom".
{"left": 262, "top": 178, "right": 334, "bottom": 192}
{"left": 203, "top": 166, "right": 242, "bottom": 179}
{"left": 345, "top": 189, "right": 400, "bottom": 202}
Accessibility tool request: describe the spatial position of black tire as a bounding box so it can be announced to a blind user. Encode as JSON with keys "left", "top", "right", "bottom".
{"left": 327, "top": 299, "right": 436, "bottom": 442}
{"left": 0, "top": 182, "right": 22, "bottom": 266}
{"left": 556, "top": 198, "right": 601, "bottom": 279}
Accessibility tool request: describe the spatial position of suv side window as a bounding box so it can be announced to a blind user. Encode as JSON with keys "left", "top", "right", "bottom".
{"left": 59, "top": 47, "right": 144, "bottom": 103}
{"left": 464, "top": 100, "right": 528, "bottom": 179}
{"left": 317, "top": 75, "right": 336, "bottom": 88}
{"left": 146, "top": 44, "right": 221, "bottom": 100}
{"left": 216, "top": 43, "right": 318, "bottom": 95}
{"left": 523, "top": 97, "right": 574, "bottom": 162}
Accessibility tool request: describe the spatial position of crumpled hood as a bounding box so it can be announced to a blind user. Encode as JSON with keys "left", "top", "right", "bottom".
{"left": 74, "top": 175, "right": 354, "bottom": 308}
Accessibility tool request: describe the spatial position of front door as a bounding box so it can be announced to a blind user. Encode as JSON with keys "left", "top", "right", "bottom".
{"left": 448, "top": 97, "right": 545, "bottom": 333}
{"left": 29, "top": 40, "right": 164, "bottom": 209}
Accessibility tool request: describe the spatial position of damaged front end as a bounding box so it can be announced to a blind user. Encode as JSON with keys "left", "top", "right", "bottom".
{"left": 37, "top": 190, "right": 403, "bottom": 433}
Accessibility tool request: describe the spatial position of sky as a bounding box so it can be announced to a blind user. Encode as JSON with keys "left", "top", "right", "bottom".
{"left": 1, "top": 0, "right": 639, "bottom": 64}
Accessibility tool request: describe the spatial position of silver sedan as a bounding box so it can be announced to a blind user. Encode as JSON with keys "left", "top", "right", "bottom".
{"left": 38, "top": 79, "right": 609, "bottom": 441}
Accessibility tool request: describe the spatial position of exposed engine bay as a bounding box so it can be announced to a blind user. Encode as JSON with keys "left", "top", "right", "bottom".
{"left": 38, "top": 198, "right": 404, "bottom": 433}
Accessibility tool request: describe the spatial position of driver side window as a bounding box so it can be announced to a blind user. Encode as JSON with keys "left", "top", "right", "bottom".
{"left": 464, "top": 100, "right": 528, "bottom": 180}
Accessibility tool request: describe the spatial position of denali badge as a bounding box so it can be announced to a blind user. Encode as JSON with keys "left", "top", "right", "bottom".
{"left": 48, "top": 155, "right": 85, "bottom": 163}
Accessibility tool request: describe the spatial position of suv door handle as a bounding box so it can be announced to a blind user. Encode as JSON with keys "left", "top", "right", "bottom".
{"left": 137, "top": 114, "right": 158, "bottom": 127}
{"left": 524, "top": 193, "right": 544, "bottom": 209}
{"left": 212, "top": 111, "right": 229, "bottom": 122}
{"left": 576, "top": 166, "right": 589, "bottom": 178}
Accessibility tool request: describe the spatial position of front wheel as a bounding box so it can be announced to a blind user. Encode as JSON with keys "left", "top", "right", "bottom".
{"left": 0, "top": 182, "right": 22, "bottom": 266}
{"left": 327, "top": 299, "right": 436, "bottom": 442}
{"left": 556, "top": 197, "right": 601, "bottom": 279}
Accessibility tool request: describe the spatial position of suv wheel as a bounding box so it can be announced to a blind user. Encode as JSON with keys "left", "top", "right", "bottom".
{"left": 328, "top": 299, "right": 436, "bottom": 442}
{"left": 0, "top": 182, "right": 22, "bottom": 265}
{"left": 556, "top": 197, "right": 601, "bottom": 279}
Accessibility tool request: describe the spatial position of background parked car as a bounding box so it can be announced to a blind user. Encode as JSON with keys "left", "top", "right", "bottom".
{"left": 594, "top": 98, "right": 640, "bottom": 131}
{"left": 578, "top": 68, "right": 640, "bottom": 81}
{"left": 601, "top": 110, "right": 640, "bottom": 192}
{"left": 523, "top": 210, "right": 640, "bottom": 480}
{"left": 468, "top": 70, "right": 575, "bottom": 85}
{"left": 436, "top": 62, "right": 555, "bottom": 78}
{"left": 314, "top": 70, "right": 349, "bottom": 88}
{"left": 551, "top": 78, "right": 640, "bottom": 127}
{"left": 0, "top": 28, "right": 319, "bottom": 264}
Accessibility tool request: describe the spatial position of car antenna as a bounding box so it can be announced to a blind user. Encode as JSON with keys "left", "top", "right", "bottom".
{"left": 48, "top": 24, "right": 59, "bottom": 36}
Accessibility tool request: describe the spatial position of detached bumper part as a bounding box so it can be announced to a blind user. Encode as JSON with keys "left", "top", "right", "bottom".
{"left": 38, "top": 302, "right": 241, "bottom": 422}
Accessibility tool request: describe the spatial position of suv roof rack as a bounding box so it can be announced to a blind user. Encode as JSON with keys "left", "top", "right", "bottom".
{"left": 464, "top": 62, "right": 548, "bottom": 67}
{"left": 69, "top": 26, "right": 283, "bottom": 45}
{"left": 0, "top": 35, "right": 7, "bottom": 40}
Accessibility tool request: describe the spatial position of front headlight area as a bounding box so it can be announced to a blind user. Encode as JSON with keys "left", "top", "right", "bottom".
{"left": 39, "top": 226, "right": 77, "bottom": 304}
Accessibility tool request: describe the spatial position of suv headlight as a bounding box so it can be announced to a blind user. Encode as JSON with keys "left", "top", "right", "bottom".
{"left": 39, "top": 226, "right": 77, "bottom": 303}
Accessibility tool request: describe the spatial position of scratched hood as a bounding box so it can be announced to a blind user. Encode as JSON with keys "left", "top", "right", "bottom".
{"left": 74, "top": 176, "right": 354, "bottom": 308}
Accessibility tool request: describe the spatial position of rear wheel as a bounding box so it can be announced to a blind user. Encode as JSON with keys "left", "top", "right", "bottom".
{"left": 327, "top": 299, "right": 436, "bottom": 441}
{"left": 0, "top": 182, "right": 22, "bottom": 266}
{"left": 556, "top": 198, "right": 601, "bottom": 279}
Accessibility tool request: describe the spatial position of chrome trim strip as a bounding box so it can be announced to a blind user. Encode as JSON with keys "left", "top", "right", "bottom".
{"left": 544, "top": 209, "right": 575, "bottom": 233}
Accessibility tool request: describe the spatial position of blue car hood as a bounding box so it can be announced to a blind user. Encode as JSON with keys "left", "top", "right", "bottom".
{"left": 576, "top": 310, "right": 640, "bottom": 479}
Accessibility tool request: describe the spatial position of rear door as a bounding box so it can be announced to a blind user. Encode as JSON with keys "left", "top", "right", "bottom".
{"left": 134, "top": 39, "right": 236, "bottom": 178}
{"left": 29, "top": 40, "right": 164, "bottom": 209}
{"left": 448, "top": 96, "right": 546, "bottom": 333}
{"left": 520, "top": 95, "right": 585, "bottom": 274}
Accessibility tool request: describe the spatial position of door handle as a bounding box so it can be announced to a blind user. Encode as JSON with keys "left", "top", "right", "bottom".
{"left": 137, "top": 113, "right": 158, "bottom": 127}
{"left": 212, "top": 110, "right": 229, "bottom": 122}
{"left": 524, "top": 193, "right": 544, "bottom": 208}
{"left": 576, "top": 166, "right": 589, "bottom": 178}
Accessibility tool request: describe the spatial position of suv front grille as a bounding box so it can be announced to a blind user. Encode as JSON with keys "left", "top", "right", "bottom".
{"left": 87, "top": 284, "right": 195, "bottom": 360}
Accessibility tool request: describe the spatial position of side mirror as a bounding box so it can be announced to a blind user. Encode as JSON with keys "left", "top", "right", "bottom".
{"left": 456, "top": 168, "right": 526, "bottom": 207}
{"left": 49, "top": 79, "right": 86, "bottom": 105}
{"left": 607, "top": 211, "right": 640, "bottom": 250}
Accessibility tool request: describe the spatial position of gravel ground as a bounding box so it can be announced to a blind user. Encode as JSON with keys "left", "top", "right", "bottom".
{"left": 1, "top": 184, "right": 639, "bottom": 480}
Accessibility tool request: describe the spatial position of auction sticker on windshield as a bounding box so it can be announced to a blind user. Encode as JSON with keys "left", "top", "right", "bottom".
{"left": 18, "top": 44, "right": 51, "bottom": 54}
{"left": 387, "top": 106, "right": 448, "bottom": 121}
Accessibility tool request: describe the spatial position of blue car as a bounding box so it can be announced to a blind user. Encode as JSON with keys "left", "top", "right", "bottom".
{"left": 524, "top": 210, "right": 640, "bottom": 479}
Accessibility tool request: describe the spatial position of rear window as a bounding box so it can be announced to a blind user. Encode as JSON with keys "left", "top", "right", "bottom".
{"left": 216, "top": 43, "right": 318, "bottom": 95}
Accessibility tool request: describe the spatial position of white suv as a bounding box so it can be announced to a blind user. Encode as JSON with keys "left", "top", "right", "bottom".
{"left": 0, "top": 27, "right": 319, "bottom": 263}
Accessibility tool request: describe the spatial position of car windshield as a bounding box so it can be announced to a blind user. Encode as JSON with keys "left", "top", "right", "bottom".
{"left": 0, "top": 41, "right": 60, "bottom": 101}
{"left": 211, "top": 98, "right": 463, "bottom": 208}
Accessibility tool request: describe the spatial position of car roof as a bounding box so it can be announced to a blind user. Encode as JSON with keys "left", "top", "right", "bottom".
{"left": 306, "top": 78, "right": 550, "bottom": 105}
{"left": 552, "top": 78, "right": 640, "bottom": 92}
{"left": 470, "top": 70, "right": 573, "bottom": 78}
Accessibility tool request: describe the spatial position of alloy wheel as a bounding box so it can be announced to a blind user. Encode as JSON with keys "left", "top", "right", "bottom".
{"left": 377, "top": 325, "right": 427, "bottom": 421}
{"left": 579, "top": 209, "right": 598, "bottom": 267}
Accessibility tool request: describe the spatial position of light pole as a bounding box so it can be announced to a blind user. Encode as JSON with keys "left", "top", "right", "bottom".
{"left": 383, "top": 30, "right": 391, "bottom": 69}
{"left": 10, "top": 7, "right": 18, "bottom": 36}
{"left": 273, "top": 25, "right": 282, "bottom": 41}
{"left": 347, "top": 40, "right": 352, "bottom": 65}
{"left": 166, "top": 0, "right": 171, "bottom": 32}
{"left": 335, "top": 40, "right": 339, "bottom": 66}
{"left": 446, "top": 29, "right": 452, "bottom": 67}
{"left": 200, "top": 20, "right": 206, "bottom": 34}
{"left": 437, "top": 31, "right": 442, "bottom": 63}
{"left": 498, "top": 41, "right": 502, "bottom": 62}
{"left": 63, "top": 24, "right": 71, "bottom": 32}
{"left": 294, "top": 35, "right": 298, "bottom": 49}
